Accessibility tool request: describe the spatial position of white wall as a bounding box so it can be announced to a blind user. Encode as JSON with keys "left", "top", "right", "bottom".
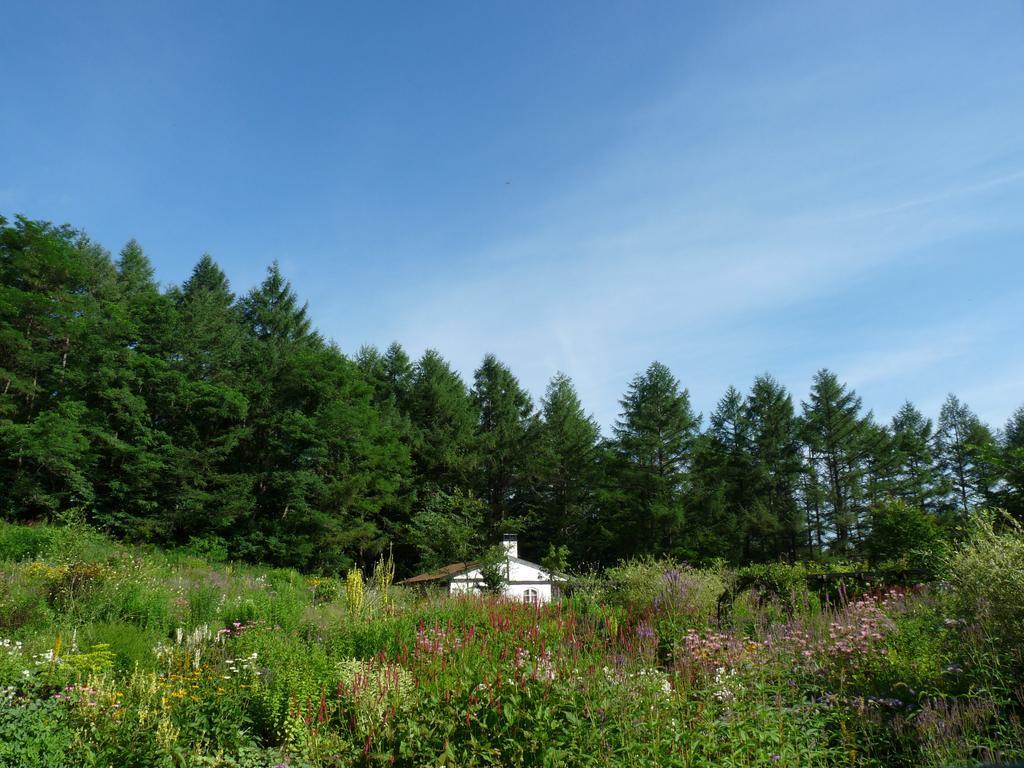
{"left": 448, "top": 558, "right": 556, "bottom": 603}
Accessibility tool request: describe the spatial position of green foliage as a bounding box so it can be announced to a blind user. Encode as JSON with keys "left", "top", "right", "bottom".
{"left": 81, "top": 623, "right": 161, "bottom": 672}
{"left": 477, "top": 544, "right": 508, "bottom": 595}
{"left": 734, "top": 561, "right": 814, "bottom": 611}
{"left": 0, "top": 521, "right": 54, "bottom": 562}
{"left": 3, "top": 212, "right": 1024, "bottom": 582}
{"left": 0, "top": 522, "right": 1021, "bottom": 765}
{"left": 943, "top": 509, "right": 1024, "bottom": 684}
{"left": 531, "top": 373, "right": 601, "bottom": 557}
{"left": 540, "top": 543, "right": 569, "bottom": 576}
{"left": 471, "top": 354, "right": 535, "bottom": 536}
{"left": 801, "top": 369, "right": 872, "bottom": 554}
{"left": 606, "top": 556, "right": 723, "bottom": 624}
{"left": 407, "top": 487, "right": 485, "bottom": 571}
{"left": 864, "top": 498, "right": 945, "bottom": 572}
{"left": 606, "top": 362, "right": 699, "bottom": 559}
{"left": 0, "top": 698, "right": 76, "bottom": 767}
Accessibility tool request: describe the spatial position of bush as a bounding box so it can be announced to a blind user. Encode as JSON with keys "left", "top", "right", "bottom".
{"left": 605, "top": 558, "right": 724, "bottom": 653}
{"left": 864, "top": 499, "right": 946, "bottom": 573}
{"left": 0, "top": 698, "right": 76, "bottom": 767}
{"left": 0, "top": 572, "right": 53, "bottom": 630}
{"left": 0, "top": 522, "right": 54, "bottom": 562}
{"left": 943, "top": 510, "right": 1024, "bottom": 683}
{"left": 80, "top": 621, "right": 162, "bottom": 672}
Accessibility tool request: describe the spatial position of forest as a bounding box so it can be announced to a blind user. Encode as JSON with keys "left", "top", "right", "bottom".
{"left": 2, "top": 213, "right": 1022, "bottom": 575}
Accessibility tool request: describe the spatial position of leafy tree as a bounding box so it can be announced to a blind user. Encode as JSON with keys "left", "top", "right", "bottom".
{"left": 477, "top": 544, "right": 509, "bottom": 595}
{"left": 407, "top": 488, "right": 486, "bottom": 571}
{"left": 863, "top": 498, "right": 944, "bottom": 571}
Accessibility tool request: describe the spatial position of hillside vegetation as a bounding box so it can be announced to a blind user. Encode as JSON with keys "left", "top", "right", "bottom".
{"left": 1, "top": 517, "right": 1023, "bottom": 767}
{"left": 3, "top": 214, "right": 1024, "bottom": 578}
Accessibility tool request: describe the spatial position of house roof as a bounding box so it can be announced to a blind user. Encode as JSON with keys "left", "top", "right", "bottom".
{"left": 398, "top": 560, "right": 478, "bottom": 585}
{"left": 398, "top": 556, "right": 569, "bottom": 586}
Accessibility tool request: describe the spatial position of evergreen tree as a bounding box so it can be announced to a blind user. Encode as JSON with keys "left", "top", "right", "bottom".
{"left": 0, "top": 216, "right": 99, "bottom": 518}
{"left": 889, "top": 401, "right": 939, "bottom": 512}
{"left": 471, "top": 354, "right": 535, "bottom": 538}
{"left": 5, "top": 210, "right": 1022, "bottom": 575}
{"left": 745, "top": 375, "right": 804, "bottom": 560}
{"left": 935, "top": 394, "right": 997, "bottom": 519}
{"left": 687, "top": 387, "right": 752, "bottom": 563}
{"left": 999, "top": 406, "right": 1024, "bottom": 521}
{"left": 800, "top": 370, "right": 870, "bottom": 554}
{"left": 407, "top": 349, "right": 479, "bottom": 492}
{"left": 86, "top": 240, "right": 175, "bottom": 538}
{"left": 356, "top": 342, "right": 414, "bottom": 413}
{"left": 531, "top": 373, "right": 601, "bottom": 559}
{"left": 607, "top": 362, "right": 699, "bottom": 558}
{"left": 860, "top": 418, "right": 899, "bottom": 518}
{"left": 160, "top": 255, "right": 251, "bottom": 541}
{"left": 235, "top": 263, "right": 410, "bottom": 570}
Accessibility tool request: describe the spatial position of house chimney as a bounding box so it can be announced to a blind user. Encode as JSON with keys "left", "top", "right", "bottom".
{"left": 501, "top": 533, "right": 518, "bottom": 559}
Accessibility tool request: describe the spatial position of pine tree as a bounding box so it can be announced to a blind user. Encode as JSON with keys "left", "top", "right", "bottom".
{"left": 235, "top": 263, "right": 410, "bottom": 570}
{"left": 889, "top": 401, "right": 939, "bottom": 512}
{"left": 407, "top": 349, "right": 479, "bottom": 492}
{"left": 356, "top": 342, "right": 414, "bottom": 413}
{"left": 532, "top": 373, "right": 601, "bottom": 559}
{"left": 0, "top": 216, "right": 99, "bottom": 518}
{"left": 471, "top": 354, "right": 535, "bottom": 538}
{"left": 935, "top": 394, "right": 997, "bottom": 519}
{"left": 999, "top": 406, "right": 1024, "bottom": 520}
{"left": 159, "top": 255, "right": 251, "bottom": 542}
{"left": 607, "top": 362, "right": 699, "bottom": 557}
{"left": 86, "top": 240, "right": 175, "bottom": 538}
{"left": 800, "top": 370, "right": 870, "bottom": 554}
{"left": 688, "top": 386, "right": 752, "bottom": 563}
{"left": 745, "top": 375, "right": 804, "bottom": 560}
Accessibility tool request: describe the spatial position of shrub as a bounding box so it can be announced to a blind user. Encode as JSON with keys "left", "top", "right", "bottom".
{"left": 0, "top": 572, "right": 53, "bottom": 630}
{"left": 0, "top": 698, "right": 76, "bottom": 767}
{"left": 0, "top": 522, "right": 54, "bottom": 562}
{"left": 942, "top": 509, "right": 1024, "bottom": 683}
{"left": 80, "top": 621, "right": 162, "bottom": 672}
{"left": 864, "top": 499, "right": 946, "bottom": 573}
{"left": 605, "top": 556, "right": 677, "bottom": 613}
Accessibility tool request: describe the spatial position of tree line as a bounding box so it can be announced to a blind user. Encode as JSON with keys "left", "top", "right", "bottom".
{"left": 2, "top": 214, "right": 1022, "bottom": 574}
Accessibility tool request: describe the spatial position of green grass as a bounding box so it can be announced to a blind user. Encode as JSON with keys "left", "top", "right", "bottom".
{"left": 0, "top": 518, "right": 1022, "bottom": 767}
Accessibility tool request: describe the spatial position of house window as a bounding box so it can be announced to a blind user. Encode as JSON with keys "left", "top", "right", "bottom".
{"left": 523, "top": 588, "right": 539, "bottom": 605}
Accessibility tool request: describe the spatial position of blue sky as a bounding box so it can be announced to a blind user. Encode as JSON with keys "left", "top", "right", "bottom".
{"left": 2, "top": 1, "right": 1023, "bottom": 432}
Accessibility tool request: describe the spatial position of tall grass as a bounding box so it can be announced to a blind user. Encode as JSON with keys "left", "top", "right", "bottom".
{"left": 0, "top": 516, "right": 1022, "bottom": 767}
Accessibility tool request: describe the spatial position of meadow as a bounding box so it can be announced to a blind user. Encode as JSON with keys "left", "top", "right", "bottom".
{"left": 1, "top": 515, "right": 1022, "bottom": 768}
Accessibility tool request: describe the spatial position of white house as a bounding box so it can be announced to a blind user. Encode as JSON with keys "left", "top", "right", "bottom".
{"left": 399, "top": 534, "right": 565, "bottom": 604}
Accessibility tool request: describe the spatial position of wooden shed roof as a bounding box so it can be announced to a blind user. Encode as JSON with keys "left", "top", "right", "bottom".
{"left": 398, "top": 561, "right": 478, "bottom": 585}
